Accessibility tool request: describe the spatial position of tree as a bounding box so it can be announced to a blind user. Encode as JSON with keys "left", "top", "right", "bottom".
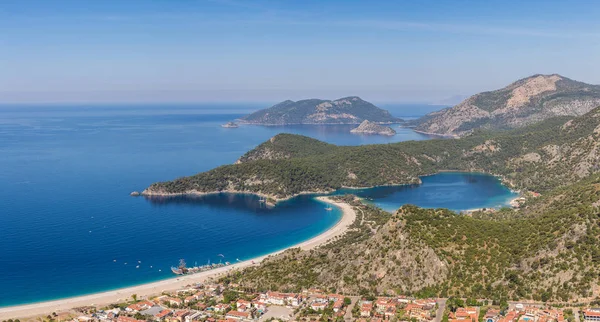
{"left": 132, "top": 294, "right": 138, "bottom": 302}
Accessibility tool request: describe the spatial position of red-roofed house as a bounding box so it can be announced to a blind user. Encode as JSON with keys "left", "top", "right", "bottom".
{"left": 311, "top": 301, "right": 327, "bottom": 311}
{"left": 156, "top": 309, "right": 173, "bottom": 319}
{"left": 361, "top": 303, "right": 373, "bottom": 317}
{"left": 333, "top": 300, "right": 344, "bottom": 313}
{"left": 226, "top": 310, "right": 251, "bottom": 321}
{"left": 584, "top": 309, "right": 600, "bottom": 322}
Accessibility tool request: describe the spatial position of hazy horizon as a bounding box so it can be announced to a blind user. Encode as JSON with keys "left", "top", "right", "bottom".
{"left": 2, "top": 0, "right": 600, "bottom": 104}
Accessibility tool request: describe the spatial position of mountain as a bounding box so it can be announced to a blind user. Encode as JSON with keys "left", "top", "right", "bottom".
{"left": 145, "top": 107, "right": 600, "bottom": 301}
{"left": 227, "top": 175, "right": 600, "bottom": 301}
{"left": 350, "top": 120, "right": 396, "bottom": 136}
{"left": 433, "top": 94, "right": 469, "bottom": 106}
{"left": 144, "top": 106, "right": 600, "bottom": 200}
{"left": 414, "top": 74, "right": 600, "bottom": 137}
{"left": 239, "top": 96, "right": 402, "bottom": 125}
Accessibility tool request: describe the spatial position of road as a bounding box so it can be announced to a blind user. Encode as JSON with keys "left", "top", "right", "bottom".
{"left": 345, "top": 296, "right": 360, "bottom": 321}
{"left": 434, "top": 298, "right": 447, "bottom": 322}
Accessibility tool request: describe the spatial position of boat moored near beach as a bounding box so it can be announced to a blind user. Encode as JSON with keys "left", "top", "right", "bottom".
{"left": 171, "top": 258, "right": 230, "bottom": 275}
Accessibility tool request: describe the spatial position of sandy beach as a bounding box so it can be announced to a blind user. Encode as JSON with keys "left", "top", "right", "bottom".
{"left": 0, "top": 197, "right": 356, "bottom": 320}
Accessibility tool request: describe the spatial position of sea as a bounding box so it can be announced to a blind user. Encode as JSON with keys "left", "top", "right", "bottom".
{"left": 0, "top": 103, "right": 516, "bottom": 307}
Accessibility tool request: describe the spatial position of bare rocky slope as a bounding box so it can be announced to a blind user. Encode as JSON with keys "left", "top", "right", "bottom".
{"left": 239, "top": 96, "right": 402, "bottom": 125}
{"left": 414, "top": 74, "right": 600, "bottom": 137}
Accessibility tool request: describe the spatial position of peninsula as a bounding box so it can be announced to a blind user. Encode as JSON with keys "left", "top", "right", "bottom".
{"left": 238, "top": 96, "right": 402, "bottom": 125}
{"left": 143, "top": 103, "right": 600, "bottom": 302}
{"left": 143, "top": 104, "right": 600, "bottom": 200}
{"left": 350, "top": 120, "right": 396, "bottom": 135}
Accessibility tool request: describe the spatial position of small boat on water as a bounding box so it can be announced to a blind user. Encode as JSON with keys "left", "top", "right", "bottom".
{"left": 325, "top": 207, "right": 333, "bottom": 211}
{"left": 221, "top": 122, "right": 239, "bottom": 128}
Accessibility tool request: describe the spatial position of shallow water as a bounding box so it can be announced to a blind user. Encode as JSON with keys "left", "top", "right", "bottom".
{"left": 0, "top": 104, "right": 514, "bottom": 306}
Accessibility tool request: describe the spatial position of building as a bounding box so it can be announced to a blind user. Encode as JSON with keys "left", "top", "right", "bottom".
{"left": 116, "top": 317, "right": 145, "bottom": 322}
{"left": 264, "top": 291, "right": 286, "bottom": 305}
{"left": 361, "top": 303, "right": 373, "bottom": 317}
{"left": 226, "top": 310, "right": 251, "bottom": 321}
{"left": 311, "top": 301, "right": 327, "bottom": 311}
{"left": 156, "top": 309, "right": 173, "bottom": 319}
{"left": 584, "top": 309, "right": 600, "bottom": 322}
{"left": 333, "top": 300, "right": 344, "bottom": 313}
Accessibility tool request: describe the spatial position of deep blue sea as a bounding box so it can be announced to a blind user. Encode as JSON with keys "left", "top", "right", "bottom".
{"left": 0, "top": 104, "right": 515, "bottom": 307}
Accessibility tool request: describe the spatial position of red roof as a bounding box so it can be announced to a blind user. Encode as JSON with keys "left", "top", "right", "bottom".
{"left": 156, "top": 309, "right": 172, "bottom": 318}
{"left": 226, "top": 311, "right": 251, "bottom": 318}
{"left": 585, "top": 311, "right": 600, "bottom": 318}
{"left": 117, "top": 317, "right": 144, "bottom": 322}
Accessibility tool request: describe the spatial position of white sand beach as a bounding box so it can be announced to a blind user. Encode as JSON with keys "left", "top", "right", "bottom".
{"left": 0, "top": 197, "right": 356, "bottom": 320}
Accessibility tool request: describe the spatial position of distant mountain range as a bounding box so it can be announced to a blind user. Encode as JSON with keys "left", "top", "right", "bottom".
{"left": 414, "top": 74, "right": 600, "bottom": 136}
{"left": 239, "top": 96, "right": 402, "bottom": 125}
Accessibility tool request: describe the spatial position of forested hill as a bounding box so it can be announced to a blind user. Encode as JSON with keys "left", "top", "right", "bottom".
{"left": 144, "top": 106, "right": 600, "bottom": 199}
{"left": 225, "top": 172, "right": 600, "bottom": 301}
{"left": 414, "top": 74, "right": 600, "bottom": 137}
{"left": 239, "top": 96, "right": 402, "bottom": 125}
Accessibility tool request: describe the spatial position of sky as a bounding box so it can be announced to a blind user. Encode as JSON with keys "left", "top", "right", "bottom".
{"left": 1, "top": 0, "right": 600, "bottom": 104}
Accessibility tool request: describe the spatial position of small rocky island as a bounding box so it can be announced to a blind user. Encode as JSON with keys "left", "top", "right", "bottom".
{"left": 350, "top": 120, "right": 396, "bottom": 136}
{"left": 221, "top": 122, "right": 239, "bottom": 128}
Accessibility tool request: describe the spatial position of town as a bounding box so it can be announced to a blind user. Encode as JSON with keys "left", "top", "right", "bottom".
{"left": 9, "top": 282, "right": 598, "bottom": 322}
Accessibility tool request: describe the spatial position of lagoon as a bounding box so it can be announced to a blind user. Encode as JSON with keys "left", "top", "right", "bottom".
{"left": 0, "top": 104, "right": 514, "bottom": 306}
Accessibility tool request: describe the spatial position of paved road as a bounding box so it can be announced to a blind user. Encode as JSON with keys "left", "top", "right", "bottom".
{"left": 434, "top": 298, "right": 447, "bottom": 322}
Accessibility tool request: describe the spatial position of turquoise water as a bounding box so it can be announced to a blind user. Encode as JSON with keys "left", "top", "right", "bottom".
{"left": 336, "top": 172, "right": 517, "bottom": 212}
{"left": 0, "top": 104, "right": 513, "bottom": 307}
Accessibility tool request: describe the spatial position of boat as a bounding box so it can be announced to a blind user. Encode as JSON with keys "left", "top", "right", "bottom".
{"left": 221, "top": 122, "right": 239, "bottom": 128}
{"left": 325, "top": 207, "right": 333, "bottom": 211}
{"left": 171, "top": 258, "right": 230, "bottom": 275}
{"left": 171, "top": 259, "right": 188, "bottom": 275}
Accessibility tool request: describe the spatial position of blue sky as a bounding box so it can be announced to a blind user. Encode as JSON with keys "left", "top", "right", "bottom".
{"left": 1, "top": 0, "right": 600, "bottom": 103}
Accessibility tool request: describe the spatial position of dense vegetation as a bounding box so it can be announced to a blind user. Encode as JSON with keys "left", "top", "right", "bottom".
{"left": 145, "top": 106, "right": 600, "bottom": 198}
{"left": 222, "top": 174, "right": 600, "bottom": 302}
{"left": 239, "top": 96, "right": 402, "bottom": 125}
{"left": 145, "top": 104, "right": 600, "bottom": 302}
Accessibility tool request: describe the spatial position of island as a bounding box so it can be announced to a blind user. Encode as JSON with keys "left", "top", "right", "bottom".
{"left": 143, "top": 102, "right": 600, "bottom": 202}
{"left": 137, "top": 104, "right": 600, "bottom": 306}
{"left": 350, "top": 120, "right": 396, "bottom": 136}
{"left": 238, "top": 96, "right": 402, "bottom": 125}
{"left": 220, "top": 122, "right": 239, "bottom": 128}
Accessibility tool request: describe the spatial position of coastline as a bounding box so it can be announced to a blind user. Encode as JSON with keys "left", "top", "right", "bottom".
{"left": 0, "top": 197, "right": 356, "bottom": 320}
{"left": 411, "top": 129, "right": 459, "bottom": 138}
